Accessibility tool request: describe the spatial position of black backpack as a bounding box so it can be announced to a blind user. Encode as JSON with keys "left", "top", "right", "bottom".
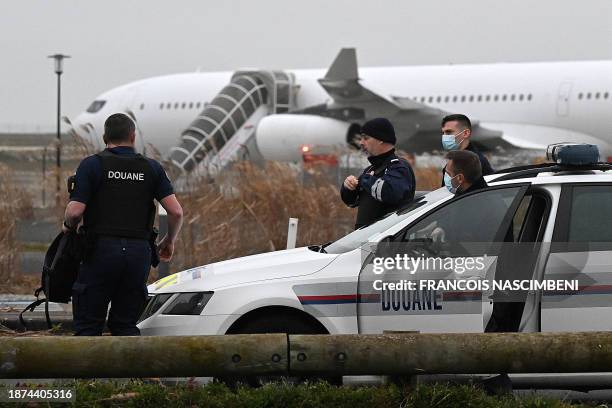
{"left": 19, "top": 230, "right": 83, "bottom": 329}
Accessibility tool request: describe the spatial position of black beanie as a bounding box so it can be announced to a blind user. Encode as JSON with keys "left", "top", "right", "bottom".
{"left": 360, "top": 118, "right": 396, "bottom": 144}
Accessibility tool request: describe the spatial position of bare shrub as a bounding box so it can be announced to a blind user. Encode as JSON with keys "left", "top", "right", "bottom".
{"left": 0, "top": 164, "right": 33, "bottom": 285}
{"left": 414, "top": 167, "right": 442, "bottom": 191}
{"left": 170, "top": 162, "right": 446, "bottom": 273}
{"left": 171, "top": 162, "right": 356, "bottom": 272}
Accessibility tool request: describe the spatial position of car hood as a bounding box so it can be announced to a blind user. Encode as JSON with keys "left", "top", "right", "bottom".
{"left": 149, "top": 247, "right": 339, "bottom": 293}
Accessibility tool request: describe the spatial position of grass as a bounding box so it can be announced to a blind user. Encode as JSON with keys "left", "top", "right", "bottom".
{"left": 0, "top": 380, "right": 586, "bottom": 407}
{"left": 0, "top": 164, "right": 33, "bottom": 286}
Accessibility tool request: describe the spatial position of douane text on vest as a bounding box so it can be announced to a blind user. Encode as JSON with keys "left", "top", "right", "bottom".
{"left": 107, "top": 171, "right": 145, "bottom": 181}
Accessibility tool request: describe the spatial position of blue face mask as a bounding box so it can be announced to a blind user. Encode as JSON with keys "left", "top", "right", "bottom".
{"left": 441, "top": 130, "right": 467, "bottom": 151}
{"left": 443, "top": 172, "right": 459, "bottom": 194}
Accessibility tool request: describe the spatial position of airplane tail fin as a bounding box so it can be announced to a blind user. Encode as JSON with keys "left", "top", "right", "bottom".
{"left": 324, "top": 48, "right": 358, "bottom": 81}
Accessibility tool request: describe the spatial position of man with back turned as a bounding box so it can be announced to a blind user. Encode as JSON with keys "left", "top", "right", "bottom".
{"left": 62, "top": 113, "right": 184, "bottom": 336}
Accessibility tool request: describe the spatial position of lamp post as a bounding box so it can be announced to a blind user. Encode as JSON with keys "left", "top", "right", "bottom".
{"left": 48, "top": 53, "right": 70, "bottom": 208}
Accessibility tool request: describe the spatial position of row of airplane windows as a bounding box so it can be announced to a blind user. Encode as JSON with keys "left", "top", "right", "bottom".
{"left": 577, "top": 92, "right": 610, "bottom": 99}
{"left": 138, "top": 90, "right": 609, "bottom": 111}
{"left": 139, "top": 102, "right": 209, "bottom": 110}
{"left": 415, "top": 94, "right": 534, "bottom": 103}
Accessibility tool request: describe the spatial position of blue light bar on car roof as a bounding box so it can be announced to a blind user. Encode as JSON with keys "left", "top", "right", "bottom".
{"left": 546, "top": 143, "right": 600, "bottom": 166}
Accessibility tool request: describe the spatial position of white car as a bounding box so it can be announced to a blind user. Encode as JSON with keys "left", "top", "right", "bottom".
{"left": 139, "top": 144, "right": 612, "bottom": 343}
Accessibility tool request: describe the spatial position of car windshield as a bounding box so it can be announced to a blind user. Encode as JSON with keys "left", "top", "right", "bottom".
{"left": 325, "top": 188, "right": 451, "bottom": 254}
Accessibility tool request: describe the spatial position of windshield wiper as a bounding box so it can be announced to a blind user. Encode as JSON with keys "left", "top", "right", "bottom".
{"left": 319, "top": 242, "right": 332, "bottom": 253}
{"left": 308, "top": 242, "right": 331, "bottom": 253}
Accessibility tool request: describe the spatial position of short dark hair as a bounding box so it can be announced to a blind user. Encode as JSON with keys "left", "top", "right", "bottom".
{"left": 446, "top": 150, "right": 481, "bottom": 183}
{"left": 441, "top": 114, "right": 472, "bottom": 131}
{"left": 103, "top": 113, "right": 135, "bottom": 143}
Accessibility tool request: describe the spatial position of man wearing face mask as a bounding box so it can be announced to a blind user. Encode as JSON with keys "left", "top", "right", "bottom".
{"left": 426, "top": 149, "right": 489, "bottom": 244}
{"left": 341, "top": 118, "right": 416, "bottom": 229}
{"left": 444, "top": 150, "right": 488, "bottom": 196}
{"left": 440, "top": 114, "right": 493, "bottom": 186}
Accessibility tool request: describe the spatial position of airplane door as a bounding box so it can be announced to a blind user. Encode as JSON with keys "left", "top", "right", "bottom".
{"left": 357, "top": 185, "right": 528, "bottom": 334}
{"left": 556, "top": 81, "right": 572, "bottom": 117}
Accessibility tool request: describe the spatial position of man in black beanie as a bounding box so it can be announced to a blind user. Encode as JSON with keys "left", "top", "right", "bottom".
{"left": 340, "top": 118, "right": 416, "bottom": 229}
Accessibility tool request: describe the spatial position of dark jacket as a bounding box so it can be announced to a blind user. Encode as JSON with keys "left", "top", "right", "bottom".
{"left": 455, "top": 176, "right": 488, "bottom": 196}
{"left": 441, "top": 142, "right": 494, "bottom": 186}
{"left": 341, "top": 149, "right": 415, "bottom": 229}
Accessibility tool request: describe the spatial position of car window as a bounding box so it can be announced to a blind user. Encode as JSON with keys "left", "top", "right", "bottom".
{"left": 568, "top": 186, "right": 612, "bottom": 242}
{"left": 511, "top": 196, "right": 532, "bottom": 241}
{"left": 325, "top": 188, "right": 450, "bottom": 254}
{"left": 396, "top": 186, "right": 524, "bottom": 256}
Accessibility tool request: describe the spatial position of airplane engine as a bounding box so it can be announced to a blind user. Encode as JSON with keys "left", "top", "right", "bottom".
{"left": 254, "top": 114, "right": 360, "bottom": 161}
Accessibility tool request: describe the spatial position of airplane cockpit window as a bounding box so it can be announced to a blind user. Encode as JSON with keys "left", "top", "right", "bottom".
{"left": 604, "top": 92, "right": 609, "bottom": 99}
{"left": 527, "top": 94, "right": 533, "bottom": 101}
{"left": 86, "top": 100, "right": 106, "bottom": 113}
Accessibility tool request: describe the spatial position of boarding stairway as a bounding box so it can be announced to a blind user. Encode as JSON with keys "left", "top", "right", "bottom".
{"left": 168, "top": 70, "right": 295, "bottom": 174}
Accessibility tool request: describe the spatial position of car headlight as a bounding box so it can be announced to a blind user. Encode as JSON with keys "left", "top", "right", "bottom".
{"left": 162, "top": 292, "right": 214, "bottom": 315}
{"left": 138, "top": 293, "right": 173, "bottom": 322}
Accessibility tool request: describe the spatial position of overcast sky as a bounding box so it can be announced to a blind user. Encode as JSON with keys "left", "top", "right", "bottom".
{"left": 2, "top": 0, "right": 612, "bottom": 131}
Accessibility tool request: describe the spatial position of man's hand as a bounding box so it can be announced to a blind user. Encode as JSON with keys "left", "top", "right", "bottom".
{"left": 157, "top": 236, "right": 175, "bottom": 262}
{"left": 431, "top": 227, "right": 446, "bottom": 243}
{"left": 343, "top": 175, "right": 359, "bottom": 190}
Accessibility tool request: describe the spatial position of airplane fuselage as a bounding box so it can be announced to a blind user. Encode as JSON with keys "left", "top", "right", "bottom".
{"left": 72, "top": 60, "right": 612, "bottom": 159}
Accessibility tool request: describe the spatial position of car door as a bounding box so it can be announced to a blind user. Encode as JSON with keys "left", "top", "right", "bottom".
{"left": 541, "top": 183, "right": 612, "bottom": 331}
{"left": 357, "top": 184, "right": 529, "bottom": 334}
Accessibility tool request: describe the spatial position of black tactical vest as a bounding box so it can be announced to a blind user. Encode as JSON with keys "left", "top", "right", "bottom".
{"left": 355, "top": 155, "right": 415, "bottom": 229}
{"left": 83, "top": 150, "right": 156, "bottom": 239}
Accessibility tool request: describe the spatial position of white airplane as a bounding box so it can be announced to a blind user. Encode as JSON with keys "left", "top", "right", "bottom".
{"left": 70, "top": 48, "right": 612, "bottom": 173}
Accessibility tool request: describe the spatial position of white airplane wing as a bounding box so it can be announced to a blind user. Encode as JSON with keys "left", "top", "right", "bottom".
{"left": 479, "top": 122, "right": 612, "bottom": 153}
